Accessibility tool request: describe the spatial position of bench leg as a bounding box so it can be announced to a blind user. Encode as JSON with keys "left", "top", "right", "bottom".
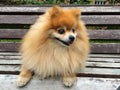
{"left": 16, "top": 65, "right": 32, "bottom": 87}
{"left": 63, "top": 73, "right": 77, "bottom": 87}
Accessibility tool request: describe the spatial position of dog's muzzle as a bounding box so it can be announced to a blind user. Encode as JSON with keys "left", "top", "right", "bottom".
{"left": 55, "top": 35, "right": 75, "bottom": 46}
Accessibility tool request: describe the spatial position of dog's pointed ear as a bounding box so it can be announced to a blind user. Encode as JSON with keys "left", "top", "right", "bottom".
{"left": 48, "top": 5, "right": 62, "bottom": 17}
{"left": 71, "top": 8, "right": 81, "bottom": 19}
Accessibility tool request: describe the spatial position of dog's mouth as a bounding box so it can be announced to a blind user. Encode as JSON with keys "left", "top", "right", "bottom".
{"left": 54, "top": 37, "right": 73, "bottom": 46}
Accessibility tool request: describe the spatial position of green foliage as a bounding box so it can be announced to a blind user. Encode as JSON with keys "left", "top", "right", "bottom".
{"left": 87, "top": 25, "right": 120, "bottom": 30}
{"left": 18, "top": 0, "right": 43, "bottom": 5}
{"left": 72, "top": 0, "right": 92, "bottom": 4}
{"left": 3, "top": 0, "right": 93, "bottom": 5}
{"left": 0, "top": 39, "right": 21, "bottom": 42}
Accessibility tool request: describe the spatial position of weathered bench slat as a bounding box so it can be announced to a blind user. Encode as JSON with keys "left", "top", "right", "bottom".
{"left": 0, "top": 29, "right": 27, "bottom": 39}
{"left": 1, "top": 57, "right": 120, "bottom": 63}
{"left": 1, "top": 53, "right": 120, "bottom": 75}
{"left": 1, "top": 58, "right": 120, "bottom": 64}
{"left": 0, "top": 42, "right": 20, "bottom": 52}
{"left": 0, "top": 52, "right": 119, "bottom": 58}
{"left": 0, "top": 52, "right": 20, "bottom": 56}
{"left": 0, "top": 65, "right": 20, "bottom": 72}
{"left": 0, "top": 6, "right": 120, "bottom": 13}
{"left": 88, "top": 58, "right": 120, "bottom": 63}
{"left": 1, "top": 29, "right": 120, "bottom": 40}
{"left": 87, "top": 62, "right": 120, "bottom": 68}
{"left": 0, "top": 53, "right": 120, "bottom": 62}
{"left": 0, "top": 75, "right": 120, "bottom": 90}
{"left": 82, "top": 15, "right": 120, "bottom": 25}
{"left": 84, "top": 68, "right": 120, "bottom": 75}
{"left": 0, "top": 52, "right": 120, "bottom": 62}
{"left": 0, "top": 15, "right": 120, "bottom": 25}
{"left": 90, "top": 54, "right": 120, "bottom": 58}
{"left": 0, "top": 60, "right": 21, "bottom": 64}
{"left": 0, "top": 42, "right": 120, "bottom": 53}
{"left": 91, "top": 43, "right": 120, "bottom": 54}
{"left": 1, "top": 59, "right": 120, "bottom": 69}
{"left": 0, "top": 55, "right": 21, "bottom": 60}
{"left": 1, "top": 65, "right": 120, "bottom": 75}
{"left": 88, "top": 30, "right": 120, "bottom": 40}
{"left": 0, "top": 15, "right": 37, "bottom": 24}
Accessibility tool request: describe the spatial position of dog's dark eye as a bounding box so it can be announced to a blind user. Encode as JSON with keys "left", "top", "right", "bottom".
{"left": 58, "top": 29, "right": 65, "bottom": 34}
{"left": 72, "top": 29, "right": 75, "bottom": 33}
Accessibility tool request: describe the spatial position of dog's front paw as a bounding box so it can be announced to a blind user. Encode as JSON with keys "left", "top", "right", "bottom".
{"left": 63, "top": 76, "right": 77, "bottom": 87}
{"left": 16, "top": 76, "right": 31, "bottom": 87}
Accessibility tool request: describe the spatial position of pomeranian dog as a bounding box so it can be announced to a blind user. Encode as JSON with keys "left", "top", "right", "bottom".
{"left": 16, "top": 5, "right": 89, "bottom": 87}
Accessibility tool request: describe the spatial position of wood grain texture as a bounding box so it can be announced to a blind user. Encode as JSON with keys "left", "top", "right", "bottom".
{"left": 1, "top": 59, "right": 120, "bottom": 68}
{"left": 1, "top": 55, "right": 120, "bottom": 64}
{"left": 1, "top": 57, "right": 120, "bottom": 64}
{"left": 1, "top": 52, "right": 119, "bottom": 57}
{"left": 82, "top": 15, "right": 120, "bottom": 25}
{"left": 0, "top": 53, "right": 120, "bottom": 75}
{"left": 0, "top": 52, "right": 20, "bottom": 56}
{"left": 88, "top": 30, "right": 120, "bottom": 40}
{"left": 0, "top": 55, "right": 21, "bottom": 60}
{"left": 0, "top": 15, "right": 120, "bottom": 25}
{"left": 0, "top": 42, "right": 20, "bottom": 52}
{"left": 90, "top": 54, "right": 120, "bottom": 58}
{"left": 0, "top": 75, "right": 120, "bottom": 90}
{"left": 0, "top": 15, "right": 38, "bottom": 24}
{"left": 91, "top": 43, "right": 120, "bottom": 54}
{"left": 0, "top": 6, "right": 120, "bottom": 13}
{"left": 0, "top": 42, "right": 120, "bottom": 53}
{"left": 1, "top": 64, "right": 120, "bottom": 76}
{"left": 0, "top": 29, "right": 27, "bottom": 39}
{"left": 0, "top": 53, "right": 120, "bottom": 78}
{"left": 88, "top": 58, "right": 120, "bottom": 63}
{"left": 1, "top": 29, "right": 120, "bottom": 40}
{"left": 1, "top": 56, "right": 120, "bottom": 65}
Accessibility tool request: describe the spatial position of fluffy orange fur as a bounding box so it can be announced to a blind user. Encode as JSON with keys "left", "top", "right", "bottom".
{"left": 17, "top": 6, "right": 90, "bottom": 87}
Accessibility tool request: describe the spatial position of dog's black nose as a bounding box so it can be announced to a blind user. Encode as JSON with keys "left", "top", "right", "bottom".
{"left": 69, "top": 36, "right": 75, "bottom": 42}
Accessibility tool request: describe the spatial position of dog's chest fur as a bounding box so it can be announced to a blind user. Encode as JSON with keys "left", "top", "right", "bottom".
{"left": 22, "top": 41, "right": 85, "bottom": 78}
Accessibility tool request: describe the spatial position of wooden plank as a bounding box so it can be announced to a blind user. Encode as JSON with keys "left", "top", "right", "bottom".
{"left": 1, "top": 57, "right": 120, "bottom": 64}
{"left": 0, "top": 60, "right": 21, "bottom": 64}
{"left": 0, "top": 52, "right": 119, "bottom": 59}
{"left": 0, "top": 42, "right": 20, "bottom": 52}
{"left": 88, "top": 58, "right": 120, "bottom": 63}
{"left": 90, "top": 54, "right": 120, "bottom": 58}
{"left": 84, "top": 68, "right": 120, "bottom": 75}
{"left": 0, "top": 52, "right": 119, "bottom": 58}
{"left": 0, "top": 52, "right": 20, "bottom": 56}
{"left": 0, "top": 55, "right": 21, "bottom": 60}
{"left": 0, "top": 15, "right": 120, "bottom": 25}
{"left": 0, "top": 42, "right": 120, "bottom": 53}
{"left": 0, "top": 65, "right": 20, "bottom": 72}
{"left": 88, "top": 30, "right": 120, "bottom": 40}
{"left": 0, "top": 29, "right": 27, "bottom": 39}
{"left": 81, "top": 15, "right": 120, "bottom": 25}
{"left": 0, "top": 53, "right": 119, "bottom": 63}
{"left": 86, "top": 62, "right": 120, "bottom": 68}
{"left": 0, "top": 15, "right": 38, "bottom": 24}
{"left": 0, "top": 64, "right": 120, "bottom": 75}
{"left": 1, "top": 59, "right": 120, "bottom": 68}
{"left": 1, "top": 29, "right": 120, "bottom": 40}
{"left": 0, "top": 6, "right": 120, "bottom": 13}
{"left": 0, "top": 75, "right": 120, "bottom": 90}
{"left": 91, "top": 43, "right": 120, "bottom": 54}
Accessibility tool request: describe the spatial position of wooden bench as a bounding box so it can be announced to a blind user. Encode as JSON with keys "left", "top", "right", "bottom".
{"left": 0, "top": 5, "right": 120, "bottom": 90}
